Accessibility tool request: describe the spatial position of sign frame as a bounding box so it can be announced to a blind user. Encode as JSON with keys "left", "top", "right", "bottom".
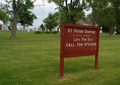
{"left": 60, "top": 23, "right": 100, "bottom": 78}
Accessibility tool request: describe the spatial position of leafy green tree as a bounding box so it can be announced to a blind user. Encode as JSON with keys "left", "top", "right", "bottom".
{"left": 40, "top": 24, "right": 45, "bottom": 31}
{"left": 86, "top": 0, "right": 108, "bottom": 26}
{"left": 1, "top": 0, "right": 36, "bottom": 39}
{"left": 17, "top": 0, "right": 37, "bottom": 31}
{"left": 86, "top": 13, "right": 92, "bottom": 21}
{"left": 111, "top": 0, "right": 120, "bottom": 34}
{"left": 48, "top": 0, "right": 86, "bottom": 24}
{"left": 0, "top": 10, "right": 9, "bottom": 24}
{"left": 43, "top": 12, "right": 58, "bottom": 31}
{"left": 97, "top": 4, "right": 116, "bottom": 36}
{"left": 86, "top": 0, "right": 120, "bottom": 36}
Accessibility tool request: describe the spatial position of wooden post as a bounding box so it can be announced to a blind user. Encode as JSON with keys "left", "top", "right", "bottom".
{"left": 95, "top": 55, "right": 98, "bottom": 70}
{"left": 60, "top": 57, "right": 64, "bottom": 78}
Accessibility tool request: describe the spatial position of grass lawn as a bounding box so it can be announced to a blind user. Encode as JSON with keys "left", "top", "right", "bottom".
{"left": 0, "top": 31, "right": 120, "bottom": 85}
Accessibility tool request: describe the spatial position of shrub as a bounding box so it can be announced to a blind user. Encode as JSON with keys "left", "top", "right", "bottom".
{"left": 35, "top": 31, "right": 59, "bottom": 34}
{"left": 41, "top": 31, "right": 45, "bottom": 33}
{"left": 35, "top": 31, "right": 42, "bottom": 34}
{"left": 44, "top": 31, "right": 51, "bottom": 34}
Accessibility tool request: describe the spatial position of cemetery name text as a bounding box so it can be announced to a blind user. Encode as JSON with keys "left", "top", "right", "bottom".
{"left": 66, "top": 29, "right": 97, "bottom": 47}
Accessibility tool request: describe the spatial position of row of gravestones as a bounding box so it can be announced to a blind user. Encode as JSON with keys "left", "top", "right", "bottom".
{"left": 17, "top": 25, "right": 46, "bottom": 32}
{"left": 0, "top": 24, "right": 9, "bottom": 31}
{"left": 0, "top": 23, "right": 117, "bottom": 35}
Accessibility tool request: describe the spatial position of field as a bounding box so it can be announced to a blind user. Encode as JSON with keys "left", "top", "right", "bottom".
{"left": 0, "top": 31, "right": 120, "bottom": 85}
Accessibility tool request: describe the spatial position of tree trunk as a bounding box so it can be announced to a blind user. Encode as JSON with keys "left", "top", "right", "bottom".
{"left": 109, "top": 27, "right": 113, "bottom": 36}
{"left": 68, "top": 19, "right": 73, "bottom": 24}
{"left": 23, "top": 25, "right": 26, "bottom": 32}
{"left": 10, "top": 10, "right": 18, "bottom": 39}
{"left": 92, "top": 8, "right": 96, "bottom": 26}
{"left": 67, "top": 15, "right": 75, "bottom": 24}
{"left": 65, "top": 0, "right": 69, "bottom": 23}
{"left": 92, "top": 7, "right": 100, "bottom": 26}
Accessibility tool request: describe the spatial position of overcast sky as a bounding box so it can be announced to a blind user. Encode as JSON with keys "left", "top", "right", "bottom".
{"left": 31, "top": 0, "right": 91, "bottom": 28}
{"left": 31, "top": 0, "right": 58, "bottom": 28}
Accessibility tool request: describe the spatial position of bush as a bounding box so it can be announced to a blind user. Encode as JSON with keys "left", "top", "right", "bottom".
{"left": 41, "top": 31, "right": 45, "bottom": 33}
{"left": 44, "top": 31, "right": 51, "bottom": 34}
{"left": 35, "top": 31, "right": 42, "bottom": 34}
{"left": 35, "top": 31, "right": 59, "bottom": 34}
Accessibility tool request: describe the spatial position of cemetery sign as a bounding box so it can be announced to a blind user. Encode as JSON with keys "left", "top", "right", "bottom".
{"left": 60, "top": 23, "right": 100, "bottom": 78}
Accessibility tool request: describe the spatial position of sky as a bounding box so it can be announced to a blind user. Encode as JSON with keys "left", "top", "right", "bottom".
{"left": 31, "top": 0, "right": 58, "bottom": 28}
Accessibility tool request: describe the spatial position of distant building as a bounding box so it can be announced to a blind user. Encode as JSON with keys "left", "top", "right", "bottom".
{"left": 77, "top": 20, "right": 101, "bottom": 34}
{"left": 76, "top": 20, "right": 93, "bottom": 26}
{"left": 0, "top": 20, "right": 9, "bottom": 31}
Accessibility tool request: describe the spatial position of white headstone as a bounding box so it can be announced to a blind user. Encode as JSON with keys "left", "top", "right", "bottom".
{"left": 28, "top": 26, "right": 30, "bottom": 32}
{"left": 22, "top": 26, "right": 23, "bottom": 31}
{"left": 100, "top": 27, "right": 102, "bottom": 34}
{"left": 18, "top": 25, "right": 20, "bottom": 31}
{"left": 113, "top": 26, "right": 117, "bottom": 35}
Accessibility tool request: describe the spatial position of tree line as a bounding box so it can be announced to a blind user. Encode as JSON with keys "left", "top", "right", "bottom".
{"left": 0, "top": 0, "right": 120, "bottom": 39}
{"left": 45, "top": 0, "right": 120, "bottom": 36}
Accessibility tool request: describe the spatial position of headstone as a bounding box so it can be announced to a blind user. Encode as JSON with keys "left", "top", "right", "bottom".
{"left": 22, "top": 26, "right": 23, "bottom": 31}
{"left": 100, "top": 27, "right": 102, "bottom": 34}
{"left": 113, "top": 26, "right": 117, "bottom": 35}
{"left": 28, "top": 26, "right": 30, "bottom": 32}
{"left": 18, "top": 25, "right": 20, "bottom": 31}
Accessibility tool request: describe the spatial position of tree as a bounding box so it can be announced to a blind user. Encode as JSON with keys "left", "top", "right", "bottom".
{"left": 86, "top": 13, "right": 92, "bottom": 21}
{"left": 17, "top": 0, "right": 37, "bottom": 31}
{"left": 97, "top": 3, "right": 116, "bottom": 36}
{"left": 0, "top": 9, "right": 9, "bottom": 24}
{"left": 86, "top": 0, "right": 108, "bottom": 26}
{"left": 1, "top": 0, "right": 36, "bottom": 39}
{"left": 40, "top": 24, "right": 45, "bottom": 31}
{"left": 43, "top": 12, "right": 58, "bottom": 31}
{"left": 48, "top": 0, "right": 86, "bottom": 24}
{"left": 111, "top": 0, "right": 120, "bottom": 34}
{"left": 86, "top": 0, "right": 119, "bottom": 36}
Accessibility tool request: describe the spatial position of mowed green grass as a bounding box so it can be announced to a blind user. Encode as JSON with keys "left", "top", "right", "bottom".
{"left": 0, "top": 31, "right": 120, "bottom": 85}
